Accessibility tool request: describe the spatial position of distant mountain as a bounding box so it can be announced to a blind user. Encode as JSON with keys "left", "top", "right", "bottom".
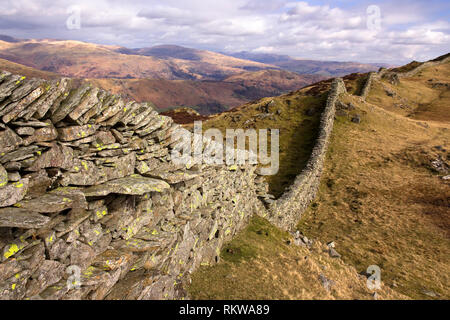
{"left": 226, "top": 51, "right": 294, "bottom": 64}
{"left": 0, "top": 38, "right": 276, "bottom": 81}
{"left": 228, "top": 51, "right": 391, "bottom": 77}
{"left": 88, "top": 69, "right": 325, "bottom": 114}
{"left": 0, "top": 57, "right": 322, "bottom": 115}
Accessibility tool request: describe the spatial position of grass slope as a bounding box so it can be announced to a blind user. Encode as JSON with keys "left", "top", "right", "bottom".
{"left": 188, "top": 60, "right": 449, "bottom": 300}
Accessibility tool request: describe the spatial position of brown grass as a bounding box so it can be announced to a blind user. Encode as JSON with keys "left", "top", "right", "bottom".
{"left": 298, "top": 92, "right": 450, "bottom": 299}
{"left": 188, "top": 60, "right": 450, "bottom": 300}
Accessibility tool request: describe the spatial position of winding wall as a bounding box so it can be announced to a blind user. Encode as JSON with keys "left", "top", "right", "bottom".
{"left": 266, "top": 78, "right": 346, "bottom": 230}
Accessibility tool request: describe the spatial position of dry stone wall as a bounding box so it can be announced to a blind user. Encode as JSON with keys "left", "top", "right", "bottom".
{"left": 360, "top": 72, "right": 376, "bottom": 100}
{"left": 0, "top": 70, "right": 267, "bottom": 300}
{"left": 266, "top": 78, "right": 346, "bottom": 230}
{"left": 0, "top": 69, "right": 345, "bottom": 299}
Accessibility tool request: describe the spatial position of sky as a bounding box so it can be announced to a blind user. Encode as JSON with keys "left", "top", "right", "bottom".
{"left": 0, "top": 0, "right": 449, "bottom": 64}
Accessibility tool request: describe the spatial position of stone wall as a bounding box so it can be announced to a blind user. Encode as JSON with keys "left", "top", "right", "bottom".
{"left": 0, "top": 70, "right": 267, "bottom": 300}
{"left": 266, "top": 78, "right": 346, "bottom": 230}
{"left": 0, "top": 70, "right": 345, "bottom": 299}
{"left": 360, "top": 72, "right": 376, "bottom": 100}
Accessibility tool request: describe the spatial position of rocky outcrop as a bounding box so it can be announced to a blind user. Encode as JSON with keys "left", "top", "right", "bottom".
{"left": 0, "top": 71, "right": 267, "bottom": 300}
{"left": 379, "top": 54, "right": 450, "bottom": 84}
{"left": 266, "top": 78, "right": 346, "bottom": 230}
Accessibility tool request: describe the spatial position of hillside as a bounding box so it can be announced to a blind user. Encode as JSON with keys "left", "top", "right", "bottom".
{"left": 229, "top": 51, "right": 391, "bottom": 77}
{"left": 0, "top": 56, "right": 322, "bottom": 115}
{"left": 88, "top": 70, "right": 325, "bottom": 114}
{"left": 0, "top": 39, "right": 274, "bottom": 80}
{"left": 188, "top": 55, "right": 450, "bottom": 299}
{"left": 0, "top": 58, "right": 60, "bottom": 80}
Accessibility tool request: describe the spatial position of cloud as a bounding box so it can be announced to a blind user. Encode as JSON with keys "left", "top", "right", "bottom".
{"left": 0, "top": 0, "right": 448, "bottom": 64}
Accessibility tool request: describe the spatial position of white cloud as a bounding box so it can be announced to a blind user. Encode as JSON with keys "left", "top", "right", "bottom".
{"left": 0, "top": 0, "right": 448, "bottom": 64}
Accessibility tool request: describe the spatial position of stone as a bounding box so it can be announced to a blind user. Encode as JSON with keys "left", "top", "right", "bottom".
{"left": 0, "top": 127, "right": 23, "bottom": 154}
{"left": 319, "top": 273, "right": 335, "bottom": 291}
{"left": 68, "top": 240, "right": 96, "bottom": 270}
{"left": 16, "top": 127, "right": 35, "bottom": 136}
{"left": 0, "top": 164, "right": 7, "bottom": 188}
{"left": 143, "top": 170, "right": 198, "bottom": 185}
{"left": 54, "top": 208, "right": 90, "bottom": 237}
{"left": 7, "top": 171, "right": 20, "bottom": 182}
{"left": 51, "top": 84, "right": 91, "bottom": 123}
{"left": 0, "top": 74, "right": 23, "bottom": 103}
{"left": 2, "top": 86, "right": 45, "bottom": 123}
{"left": 0, "top": 145, "right": 39, "bottom": 164}
{"left": 95, "top": 98, "right": 125, "bottom": 124}
{"left": 57, "top": 124, "right": 99, "bottom": 142}
{"left": 329, "top": 248, "right": 341, "bottom": 258}
{"left": 23, "top": 124, "right": 58, "bottom": 146}
{"left": 14, "top": 194, "right": 77, "bottom": 213}
{"left": 50, "top": 187, "right": 88, "bottom": 209}
{"left": 77, "top": 91, "right": 114, "bottom": 124}
{"left": 27, "top": 143, "right": 73, "bottom": 172}
{"left": 422, "top": 289, "right": 440, "bottom": 298}
{"left": 68, "top": 87, "right": 100, "bottom": 121}
{"left": 23, "top": 170, "right": 52, "bottom": 198}
{"left": 0, "top": 207, "right": 50, "bottom": 228}
{"left": 26, "top": 260, "right": 66, "bottom": 297}
{"left": 0, "top": 178, "right": 29, "bottom": 207}
{"left": 351, "top": 114, "right": 361, "bottom": 124}
{"left": 83, "top": 175, "right": 170, "bottom": 197}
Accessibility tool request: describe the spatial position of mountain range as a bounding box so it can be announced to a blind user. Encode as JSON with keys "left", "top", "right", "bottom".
{"left": 0, "top": 35, "right": 388, "bottom": 114}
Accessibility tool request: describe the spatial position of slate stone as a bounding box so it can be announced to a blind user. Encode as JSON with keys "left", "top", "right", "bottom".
{"left": 23, "top": 123, "right": 58, "bottom": 145}
{"left": 51, "top": 84, "right": 91, "bottom": 123}
{"left": 16, "top": 127, "right": 35, "bottom": 136}
{"left": 0, "top": 164, "right": 7, "bottom": 188}
{"left": 50, "top": 187, "right": 88, "bottom": 209}
{"left": 15, "top": 194, "right": 77, "bottom": 213}
{"left": 77, "top": 91, "right": 114, "bottom": 124}
{"left": 0, "top": 178, "right": 29, "bottom": 207}
{"left": 33, "top": 78, "right": 72, "bottom": 119}
{"left": 143, "top": 170, "right": 198, "bottom": 184}
{"left": 83, "top": 175, "right": 170, "bottom": 197}
{"left": 60, "top": 159, "right": 100, "bottom": 186}
{"left": 0, "top": 126, "right": 23, "bottom": 154}
{"left": 0, "top": 145, "right": 38, "bottom": 164}
{"left": 57, "top": 124, "right": 99, "bottom": 142}
{"left": 95, "top": 98, "right": 124, "bottom": 124}
{"left": 26, "top": 260, "right": 66, "bottom": 297}
{"left": 0, "top": 74, "right": 23, "bottom": 103}
{"left": 68, "top": 87, "right": 100, "bottom": 121}
{"left": 27, "top": 143, "right": 73, "bottom": 171}
{"left": 22, "top": 170, "right": 52, "bottom": 198}
{"left": 7, "top": 171, "right": 20, "bottom": 182}
{"left": 2, "top": 86, "right": 44, "bottom": 123}
{"left": 0, "top": 207, "right": 50, "bottom": 228}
